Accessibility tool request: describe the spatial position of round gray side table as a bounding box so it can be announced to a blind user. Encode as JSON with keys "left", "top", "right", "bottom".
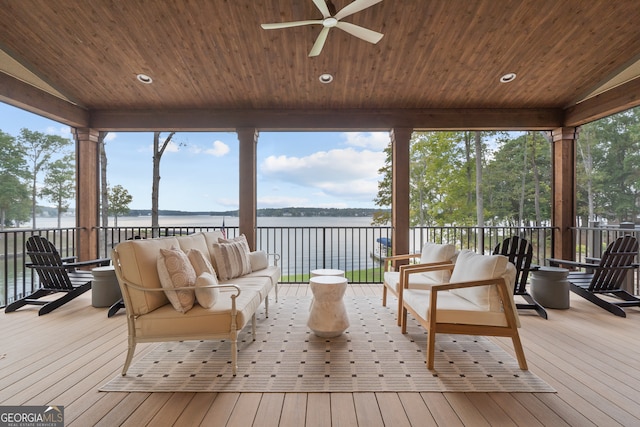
{"left": 92, "top": 265, "right": 122, "bottom": 308}
{"left": 530, "top": 266, "right": 570, "bottom": 309}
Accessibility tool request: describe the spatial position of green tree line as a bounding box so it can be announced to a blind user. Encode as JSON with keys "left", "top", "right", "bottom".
{"left": 373, "top": 107, "right": 640, "bottom": 227}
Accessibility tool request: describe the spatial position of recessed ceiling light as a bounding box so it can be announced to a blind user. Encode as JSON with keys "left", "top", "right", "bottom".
{"left": 500, "top": 73, "right": 517, "bottom": 83}
{"left": 319, "top": 73, "right": 333, "bottom": 84}
{"left": 136, "top": 73, "right": 153, "bottom": 84}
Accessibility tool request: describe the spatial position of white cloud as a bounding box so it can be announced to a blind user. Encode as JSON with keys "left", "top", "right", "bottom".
{"left": 260, "top": 147, "right": 385, "bottom": 201}
{"left": 205, "top": 140, "right": 230, "bottom": 156}
{"left": 342, "top": 132, "right": 390, "bottom": 150}
{"left": 45, "top": 126, "right": 73, "bottom": 138}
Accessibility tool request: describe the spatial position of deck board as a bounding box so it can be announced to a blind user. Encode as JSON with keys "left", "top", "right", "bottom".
{"left": 2, "top": 284, "right": 640, "bottom": 426}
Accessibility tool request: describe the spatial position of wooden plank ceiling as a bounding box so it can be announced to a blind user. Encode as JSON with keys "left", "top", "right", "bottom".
{"left": 1, "top": 0, "right": 639, "bottom": 130}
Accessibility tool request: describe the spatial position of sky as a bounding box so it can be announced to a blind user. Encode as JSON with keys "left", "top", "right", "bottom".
{"left": 0, "top": 102, "right": 390, "bottom": 211}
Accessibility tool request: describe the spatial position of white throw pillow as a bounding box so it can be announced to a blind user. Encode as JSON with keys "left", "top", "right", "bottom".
{"left": 249, "top": 250, "right": 269, "bottom": 271}
{"left": 195, "top": 272, "right": 219, "bottom": 308}
{"left": 211, "top": 241, "right": 252, "bottom": 280}
{"left": 157, "top": 247, "right": 196, "bottom": 313}
{"left": 419, "top": 242, "right": 456, "bottom": 283}
{"left": 449, "top": 250, "right": 508, "bottom": 311}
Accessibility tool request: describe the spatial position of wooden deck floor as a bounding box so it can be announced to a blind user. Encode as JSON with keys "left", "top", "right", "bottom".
{"left": 2, "top": 283, "right": 640, "bottom": 426}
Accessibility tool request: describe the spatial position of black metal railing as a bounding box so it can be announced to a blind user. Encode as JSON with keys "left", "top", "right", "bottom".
{"left": 2, "top": 224, "right": 559, "bottom": 308}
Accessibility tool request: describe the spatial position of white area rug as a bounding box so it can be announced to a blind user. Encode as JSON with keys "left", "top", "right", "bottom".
{"left": 101, "top": 297, "right": 554, "bottom": 393}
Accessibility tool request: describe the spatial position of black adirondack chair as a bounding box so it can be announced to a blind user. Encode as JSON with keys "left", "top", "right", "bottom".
{"left": 547, "top": 235, "right": 640, "bottom": 317}
{"left": 493, "top": 236, "right": 548, "bottom": 319}
{"left": 5, "top": 235, "right": 111, "bottom": 315}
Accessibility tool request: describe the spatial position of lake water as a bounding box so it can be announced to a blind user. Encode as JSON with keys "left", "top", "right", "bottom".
{"left": 26, "top": 215, "right": 390, "bottom": 278}
{"left": 32, "top": 215, "right": 378, "bottom": 229}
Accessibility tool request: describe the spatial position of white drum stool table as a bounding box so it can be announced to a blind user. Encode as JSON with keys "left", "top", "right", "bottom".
{"left": 307, "top": 275, "right": 350, "bottom": 338}
{"left": 310, "top": 268, "right": 345, "bottom": 278}
{"left": 530, "top": 266, "right": 570, "bottom": 309}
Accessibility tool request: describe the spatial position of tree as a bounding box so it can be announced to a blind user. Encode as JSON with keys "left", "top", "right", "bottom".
{"left": 152, "top": 131, "right": 176, "bottom": 234}
{"left": 40, "top": 153, "right": 75, "bottom": 228}
{"left": 371, "top": 143, "right": 392, "bottom": 225}
{"left": 17, "top": 129, "right": 71, "bottom": 228}
{"left": 0, "top": 130, "right": 30, "bottom": 229}
{"left": 108, "top": 185, "right": 133, "bottom": 227}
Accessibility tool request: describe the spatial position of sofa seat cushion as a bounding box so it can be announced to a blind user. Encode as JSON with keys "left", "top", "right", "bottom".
{"left": 243, "top": 266, "right": 281, "bottom": 284}
{"left": 384, "top": 270, "right": 441, "bottom": 295}
{"left": 135, "top": 289, "right": 262, "bottom": 339}
{"left": 403, "top": 289, "right": 510, "bottom": 327}
{"left": 218, "top": 275, "right": 274, "bottom": 300}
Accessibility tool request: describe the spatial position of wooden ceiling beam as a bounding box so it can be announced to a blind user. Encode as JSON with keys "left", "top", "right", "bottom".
{"left": 564, "top": 78, "right": 640, "bottom": 127}
{"left": 0, "top": 73, "right": 89, "bottom": 128}
{"left": 90, "top": 108, "right": 563, "bottom": 131}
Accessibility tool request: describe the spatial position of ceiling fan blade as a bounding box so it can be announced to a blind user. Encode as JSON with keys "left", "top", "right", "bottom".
{"left": 309, "top": 27, "right": 331, "bottom": 57}
{"left": 261, "top": 20, "right": 323, "bottom": 30}
{"left": 336, "top": 22, "right": 383, "bottom": 44}
{"left": 334, "top": 0, "right": 382, "bottom": 21}
{"left": 312, "top": 0, "right": 331, "bottom": 18}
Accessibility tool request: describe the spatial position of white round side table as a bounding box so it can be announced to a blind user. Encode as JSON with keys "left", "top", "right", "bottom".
{"left": 307, "top": 275, "right": 350, "bottom": 338}
{"left": 310, "top": 268, "right": 345, "bottom": 277}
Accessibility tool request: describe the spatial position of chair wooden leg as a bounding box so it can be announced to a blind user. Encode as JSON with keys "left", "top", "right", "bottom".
{"left": 382, "top": 284, "right": 387, "bottom": 307}
{"left": 401, "top": 307, "right": 408, "bottom": 334}
{"left": 396, "top": 297, "right": 403, "bottom": 326}
{"left": 4, "top": 289, "right": 50, "bottom": 313}
{"left": 426, "top": 329, "right": 437, "bottom": 370}
{"left": 511, "top": 331, "right": 528, "bottom": 370}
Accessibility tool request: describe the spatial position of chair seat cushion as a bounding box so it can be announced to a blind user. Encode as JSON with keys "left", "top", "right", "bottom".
{"left": 403, "top": 289, "right": 509, "bottom": 327}
{"left": 384, "top": 271, "right": 441, "bottom": 296}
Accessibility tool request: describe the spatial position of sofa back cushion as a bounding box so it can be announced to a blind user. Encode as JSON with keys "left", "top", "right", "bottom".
{"left": 419, "top": 242, "right": 456, "bottom": 283}
{"left": 113, "top": 237, "right": 179, "bottom": 315}
{"left": 176, "top": 233, "right": 209, "bottom": 256}
{"left": 200, "top": 231, "right": 226, "bottom": 268}
{"left": 449, "top": 250, "right": 510, "bottom": 311}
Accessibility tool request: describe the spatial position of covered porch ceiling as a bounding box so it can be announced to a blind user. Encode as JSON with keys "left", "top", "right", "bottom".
{"left": 1, "top": 0, "right": 640, "bottom": 132}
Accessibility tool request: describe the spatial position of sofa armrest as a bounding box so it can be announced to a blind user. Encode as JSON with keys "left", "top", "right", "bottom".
{"left": 267, "top": 252, "right": 280, "bottom": 266}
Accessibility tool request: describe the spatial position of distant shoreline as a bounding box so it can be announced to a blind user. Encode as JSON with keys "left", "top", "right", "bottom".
{"left": 37, "top": 206, "right": 388, "bottom": 218}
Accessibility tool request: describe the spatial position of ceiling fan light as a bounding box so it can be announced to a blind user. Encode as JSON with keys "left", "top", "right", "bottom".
{"left": 500, "top": 73, "right": 517, "bottom": 83}
{"left": 319, "top": 73, "right": 334, "bottom": 84}
{"left": 137, "top": 73, "right": 153, "bottom": 84}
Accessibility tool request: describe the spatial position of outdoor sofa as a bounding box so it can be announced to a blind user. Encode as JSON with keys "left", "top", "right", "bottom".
{"left": 111, "top": 231, "right": 280, "bottom": 375}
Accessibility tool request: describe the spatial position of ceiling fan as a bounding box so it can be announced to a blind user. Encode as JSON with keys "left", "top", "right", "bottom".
{"left": 261, "top": 0, "right": 384, "bottom": 57}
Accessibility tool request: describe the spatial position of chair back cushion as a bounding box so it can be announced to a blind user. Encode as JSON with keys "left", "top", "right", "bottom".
{"left": 419, "top": 242, "right": 456, "bottom": 283}
{"left": 449, "top": 250, "right": 511, "bottom": 311}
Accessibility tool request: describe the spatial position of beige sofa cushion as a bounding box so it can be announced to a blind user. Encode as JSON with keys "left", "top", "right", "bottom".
{"left": 176, "top": 232, "right": 209, "bottom": 255}
{"left": 157, "top": 247, "right": 197, "bottom": 313}
{"left": 114, "top": 237, "right": 179, "bottom": 315}
{"left": 449, "top": 250, "right": 509, "bottom": 311}
{"left": 134, "top": 289, "right": 262, "bottom": 339}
